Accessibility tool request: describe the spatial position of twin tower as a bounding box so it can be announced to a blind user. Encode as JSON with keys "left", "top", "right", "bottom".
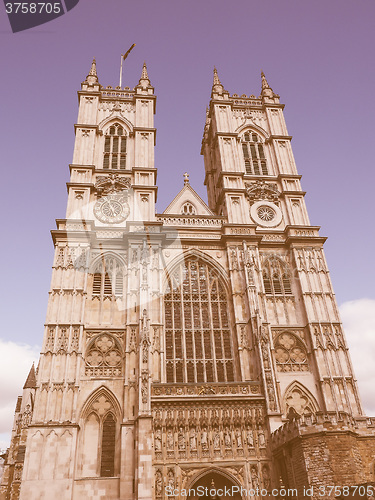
{"left": 1, "top": 60, "right": 375, "bottom": 500}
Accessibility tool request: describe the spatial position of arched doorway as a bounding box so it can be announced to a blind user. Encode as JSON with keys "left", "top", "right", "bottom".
{"left": 187, "top": 470, "right": 243, "bottom": 499}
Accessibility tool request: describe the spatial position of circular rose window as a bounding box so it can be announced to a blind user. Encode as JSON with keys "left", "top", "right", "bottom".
{"left": 257, "top": 206, "right": 276, "bottom": 222}
{"left": 250, "top": 201, "right": 283, "bottom": 228}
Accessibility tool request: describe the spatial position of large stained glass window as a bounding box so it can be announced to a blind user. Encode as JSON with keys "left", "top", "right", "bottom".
{"left": 164, "top": 258, "right": 234, "bottom": 383}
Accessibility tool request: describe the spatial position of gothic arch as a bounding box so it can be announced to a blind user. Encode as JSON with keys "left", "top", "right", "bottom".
{"left": 89, "top": 252, "right": 126, "bottom": 300}
{"left": 283, "top": 381, "right": 319, "bottom": 417}
{"left": 163, "top": 251, "right": 236, "bottom": 383}
{"left": 163, "top": 248, "right": 230, "bottom": 291}
{"left": 186, "top": 467, "right": 244, "bottom": 499}
{"left": 235, "top": 122, "right": 270, "bottom": 139}
{"left": 89, "top": 251, "right": 127, "bottom": 274}
{"left": 261, "top": 255, "right": 292, "bottom": 295}
{"left": 79, "top": 385, "right": 122, "bottom": 421}
{"left": 77, "top": 386, "right": 121, "bottom": 478}
{"left": 98, "top": 114, "right": 134, "bottom": 135}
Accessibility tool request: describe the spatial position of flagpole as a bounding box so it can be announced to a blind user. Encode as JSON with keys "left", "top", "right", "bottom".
{"left": 119, "top": 54, "right": 123, "bottom": 88}
{"left": 118, "top": 44, "right": 136, "bottom": 88}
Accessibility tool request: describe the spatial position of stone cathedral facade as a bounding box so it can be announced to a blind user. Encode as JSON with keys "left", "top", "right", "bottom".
{"left": 2, "top": 61, "right": 375, "bottom": 500}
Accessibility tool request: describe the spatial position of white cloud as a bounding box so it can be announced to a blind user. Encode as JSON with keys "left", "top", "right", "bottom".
{"left": 0, "top": 340, "right": 40, "bottom": 446}
{"left": 340, "top": 298, "right": 375, "bottom": 416}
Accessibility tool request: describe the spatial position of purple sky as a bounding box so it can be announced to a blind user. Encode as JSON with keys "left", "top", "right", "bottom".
{"left": 0, "top": 0, "right": 374, "bottom": 349}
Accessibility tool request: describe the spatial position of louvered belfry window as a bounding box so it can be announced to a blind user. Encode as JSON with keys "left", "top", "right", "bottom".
{"left": 165, "top": 258, "right": 234, "bottom": 383}
{"left": 92, "top": 256, "right": 124, "bottom": 298}
{"left": 241, "top": 132, "right": 268, "bottom": 176}
{"left": 103, "top": 123, "right": 127, "bottom": 170}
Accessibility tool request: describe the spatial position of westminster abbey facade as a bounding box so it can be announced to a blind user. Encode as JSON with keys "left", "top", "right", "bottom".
{"left": 1, "top": 61, "right": 375, "bottom": 500}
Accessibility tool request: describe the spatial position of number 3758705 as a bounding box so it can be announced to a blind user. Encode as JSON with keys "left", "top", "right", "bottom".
{"left": 5, "top": 3, "right": 62, "bottom": 14}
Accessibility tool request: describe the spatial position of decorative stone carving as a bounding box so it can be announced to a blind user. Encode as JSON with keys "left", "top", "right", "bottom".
{"left": 95, "top": 173, "right": 131, "bottom": 196}
{"left": 178, "top": 427, "right": 186, "bottom": 450}
{"left": 200, "top": 427, "right": 208, "bottom": 449}
{"left": 56, "top": 328, "right": 68, "bottom": 354}
{"left": 274, "top": 332, "right": 309, "bottom": 372}
{"left": 129, "top": 327, "right": 138, "bottom": 353}
{"left": 262, "top": 464, "right": 271, "bottom": 490}
{"left": 141, "top": 372, "right": 149, "bottom": 404}
{"left": 167, "top": 429, "right": 174, "bottom": 450}
{"left": 245, "top": 180, "right": 280, "bottom": 205}
{"left": 155, "top": 469, "right": 163, "bottom": 497}
{"left": 85, "top": 333, "right": 122, "bottom": 377}
{"left": 154, "top": 428, "right": 162, "bottom": 452}
{"left": 251, "top": 465, "right": 260, "bottom": 490}
{"left": 189, "top": 427, "right": 197, "bottom": 451}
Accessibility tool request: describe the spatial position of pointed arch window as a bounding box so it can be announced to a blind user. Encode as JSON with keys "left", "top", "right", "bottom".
{"left": 262, "top": 257, "right": 292, "bottom": 296}
{"left": 241, "top": 132, "right": 268, "bottom": 176}
{"left": 92, "top": 256, "right": 124, "bottom": 298}
{"left": 103, "top": 123, "right": 127, "bottom": 170}
{"left": 80, "top": 391, "right": 119, "bottom": 478}
{"left": 164, "top": 258, "right": 235, "bottom": 383}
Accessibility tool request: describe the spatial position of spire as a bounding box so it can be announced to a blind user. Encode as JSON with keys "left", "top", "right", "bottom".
{"left": 138, "top": 61, "right": 151, "bottom": 89}
{"left": 261, "top": 70, "right": 270, "bottom": 90}
{"left": 213, "top": 66, "right": 221, "bottom": 86}
{"left": 260, "top": 70, "right": 275, "bottom": 98}
{"left": 212, "top": 66, "right": 224, "bottom": 94}
{"left": 86, "top": 58, "right": 98, "bottom": 85}
{"left": 23, "top": 363, "right": 36, "bottom": 389}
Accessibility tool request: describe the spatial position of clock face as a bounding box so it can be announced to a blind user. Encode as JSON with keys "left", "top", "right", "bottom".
{"left": 94, "top": 193, "right": 130, "bottom": 224}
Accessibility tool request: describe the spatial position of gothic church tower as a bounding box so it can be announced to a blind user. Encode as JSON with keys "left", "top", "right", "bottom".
{"left": 1, "top": 63, "right": 375, "bottom": 500}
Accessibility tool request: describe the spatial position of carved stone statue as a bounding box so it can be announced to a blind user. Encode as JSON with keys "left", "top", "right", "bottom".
{"left": 178, "top": 427, "right": 185, "bottom": 450}
{"left": 189, "top": 427, "right": 197, "bottom": 451}
{"left": 213, "top": 430, "right": 220, "bottom": 450}
{"left": 154, "top": 428, "right": 162, "bottom": 451}
{"left": 201, "top": 427, "right": 208, "bottom": 449}
{"left": 167, "top": 469, "right": 174, "bottom": 490}
{"left": 155, "top": 469, "right": 162, "bottom": 496}
{"left": 236, "top": 428, "right": 242, "bottom": 448}
{"left": 224, "top": 427, "right": 231, "bottom": 448}
{"left": 258, "top": 429, "right": 266, "bottom": 447}
{"left": 246, "top": 428, "right": 254, "bottom": 447}
{"left": 167, "top": 429, "right": 174, "bottom": 450}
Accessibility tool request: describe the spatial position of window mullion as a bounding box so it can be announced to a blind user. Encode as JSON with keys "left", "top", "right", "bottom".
{"left": 208, "top": 271, "right": 218, "bottom": 382}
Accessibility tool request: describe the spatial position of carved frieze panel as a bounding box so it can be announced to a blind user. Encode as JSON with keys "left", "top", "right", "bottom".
{"left": 151, "top": 404, "right": 268, "bottom": 462}
{"left": 152, "top": 382, "right": 261, "bottom": 397}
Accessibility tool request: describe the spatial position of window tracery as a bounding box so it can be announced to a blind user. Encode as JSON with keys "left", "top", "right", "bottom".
{"left": 241, "top": 132, "right": 268, "bottom": 176}
{"left": 103, "top": 123, "right": 127, "bottom": 170}
{"left": 91, "top": 256, "right": 124, "bottom": 299}
{"left": 274, "top": 332, "right": 308, "bottom": 372}
{"left": 164, "top": 258, "right": 234, "bottom": 383}
{"left": 80, "top": 391, "right": 118, "bottom": 478}
{"left": 262, "top": 257, "right": 292, "bottom": 296}
{"left": 85, "top": 333, "right": 123, "bottom": 377}
{"left": 180, "top": 202, "right": 196, "bottom": 215}
{"left": 284, "top": 383, "right": 318, "bottom": 416}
